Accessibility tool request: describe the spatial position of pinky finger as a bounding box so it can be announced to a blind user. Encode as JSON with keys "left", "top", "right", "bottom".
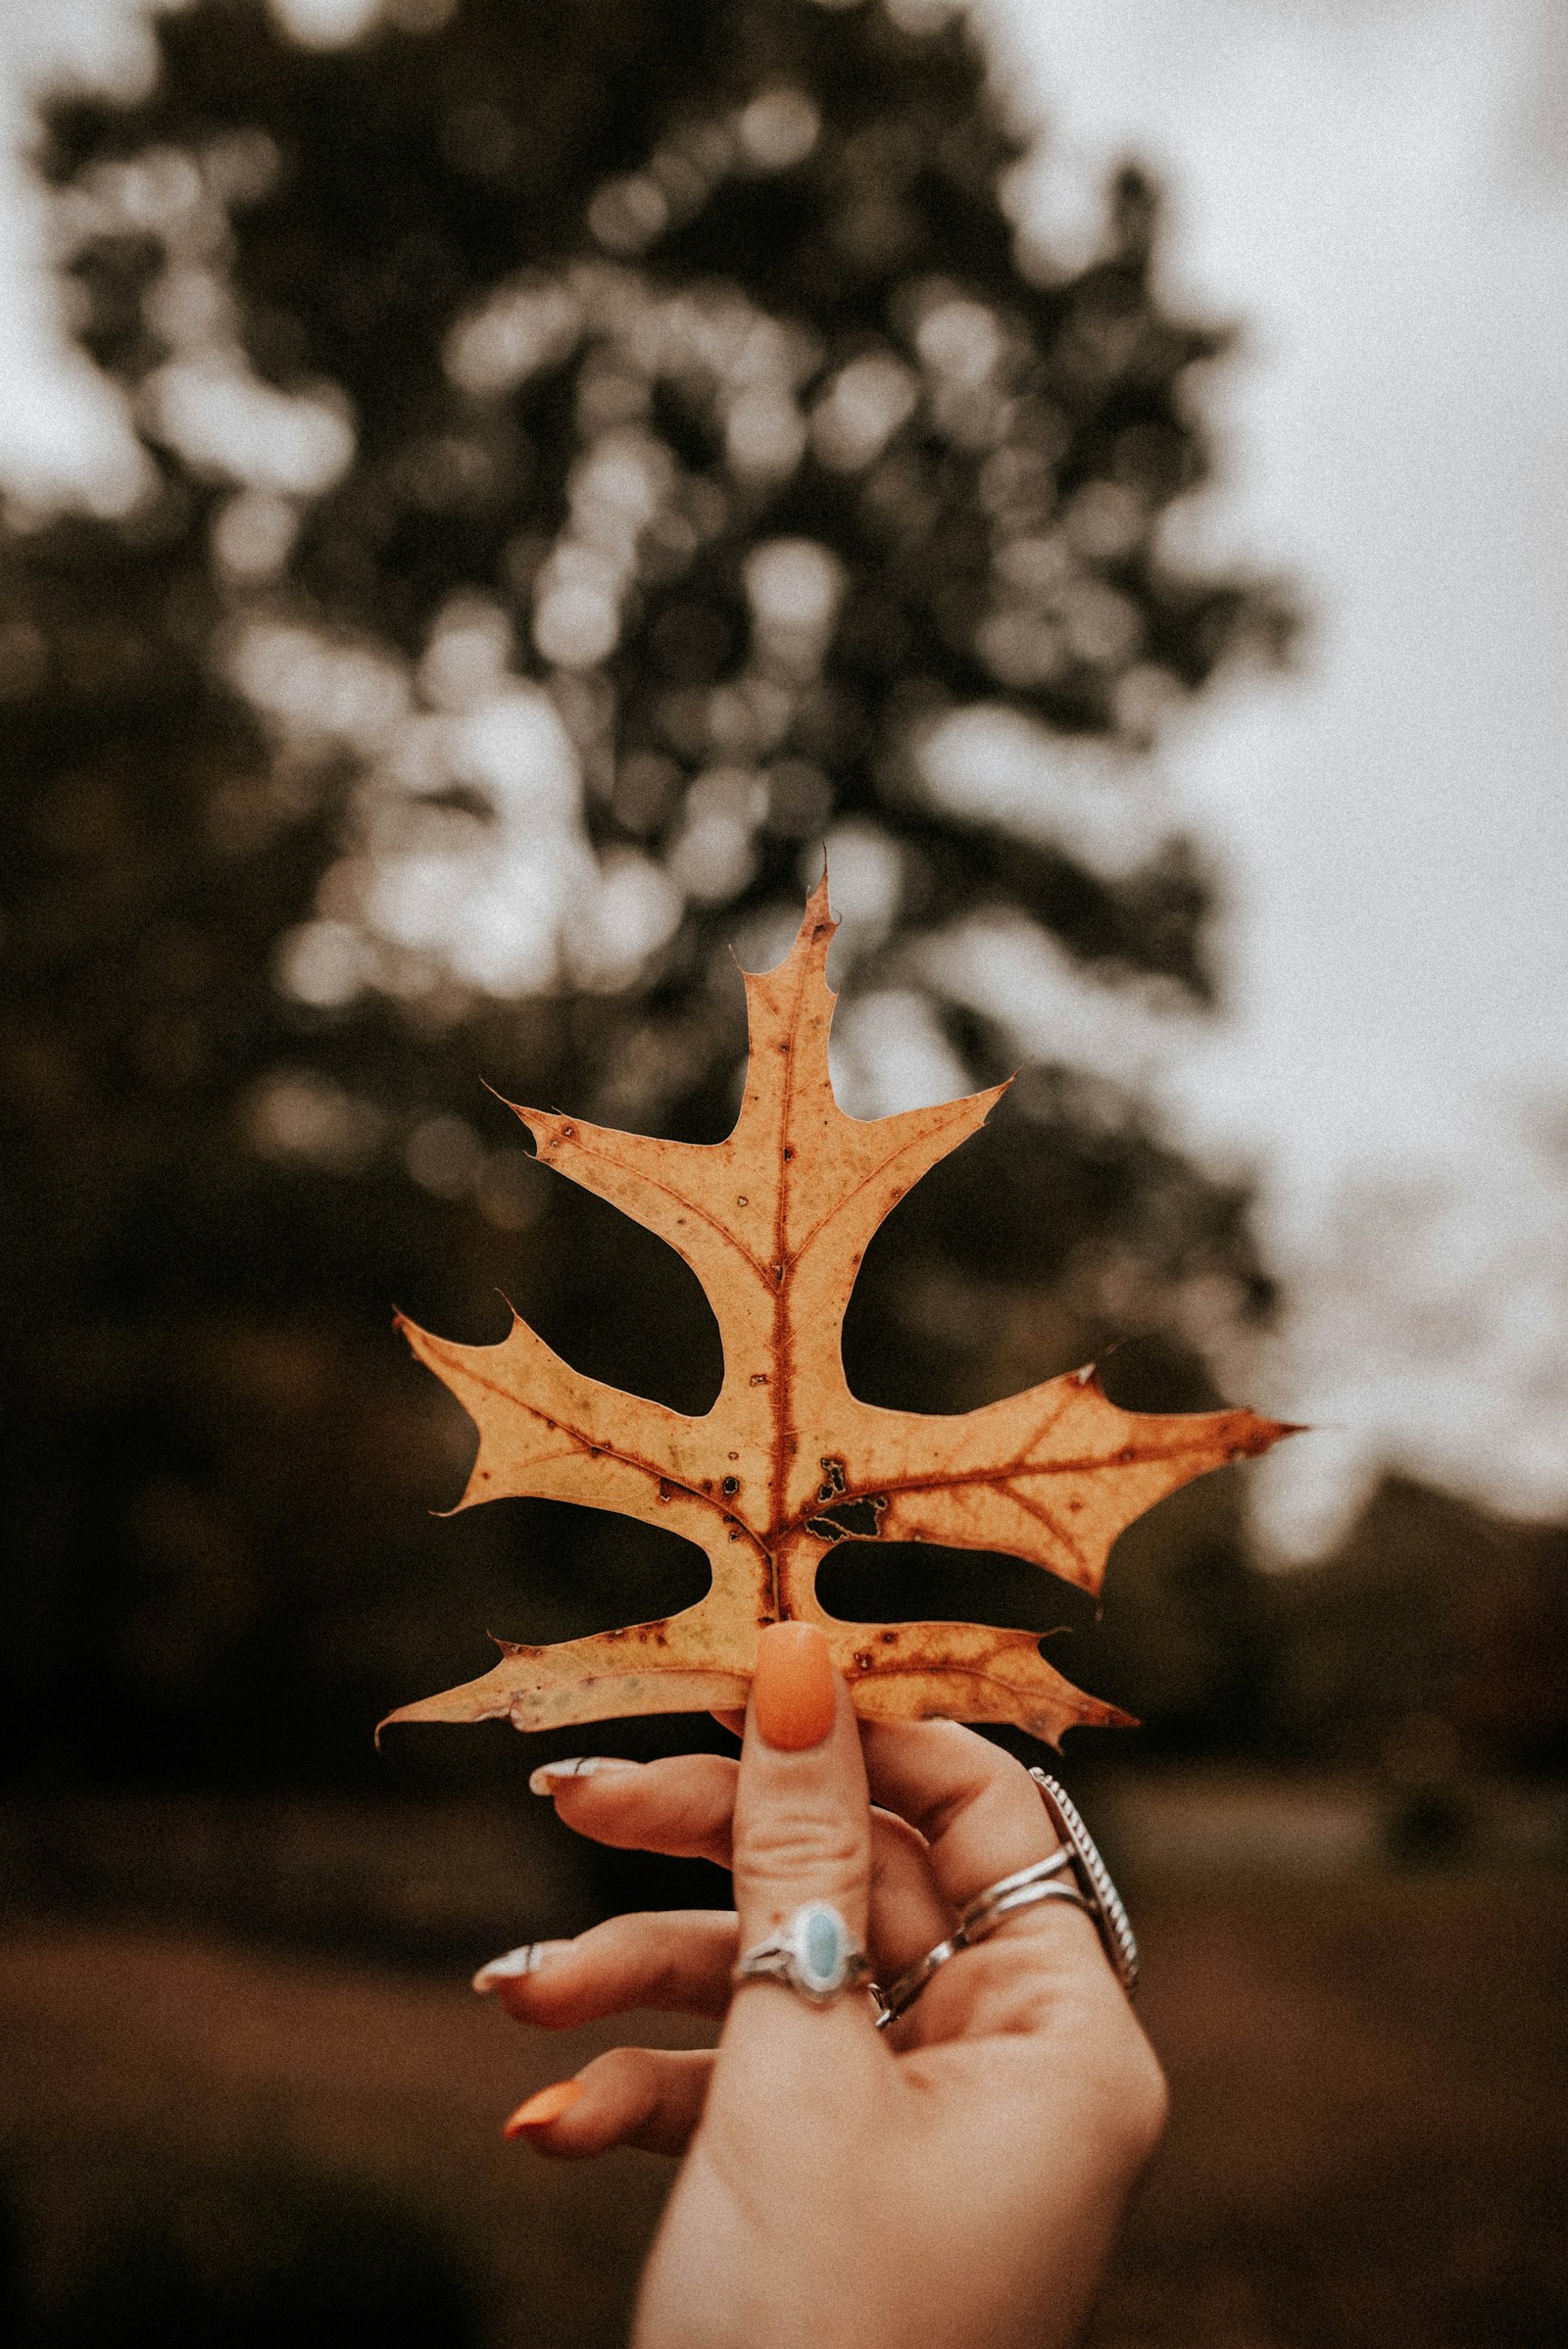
{"left": 506, "top": 2046, "right": 714, "bottom": 2159}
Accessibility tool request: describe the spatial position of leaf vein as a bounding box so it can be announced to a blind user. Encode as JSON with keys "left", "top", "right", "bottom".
{"left": 564, "top": 1137, "right": 773, "bottom": 1286}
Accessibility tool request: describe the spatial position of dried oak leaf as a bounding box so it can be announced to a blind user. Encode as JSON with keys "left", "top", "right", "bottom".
{"left": 381, "top": 878, "right": 1291, "bottom": 1746}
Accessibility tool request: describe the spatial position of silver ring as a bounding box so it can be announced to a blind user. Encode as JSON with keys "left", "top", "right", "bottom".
{"left": 731, "top": 1901, "right": 873, "bottom": 2008}
{"left": 876, "top": 1879, "right": 1091, "bottom": 2029}
{"left": 1029, "top": 1771, "right": 1139, "bottom": 1997}
{"left": 957, "top": 1844, "right": 1074, "bottom": 1939}
{"left": 874, "top": 1776, "right": 1138, "bottom": 2029}
{"left": 963, "top": 1878, "right": 1091, "bottom": 1942}
{"left": 874, "top": 1933, "right": 962, "bottom": 2027}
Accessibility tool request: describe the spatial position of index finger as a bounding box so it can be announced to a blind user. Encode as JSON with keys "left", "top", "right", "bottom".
{"left": 861, "top": 1720, "right": 1062, "bottom": 1914}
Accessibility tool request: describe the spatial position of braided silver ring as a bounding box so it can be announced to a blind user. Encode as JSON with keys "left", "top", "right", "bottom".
{"left": 1029, "top": 1770, "right": 1139, "bottom": 1997}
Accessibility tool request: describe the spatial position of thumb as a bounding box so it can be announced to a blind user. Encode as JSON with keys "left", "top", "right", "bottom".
{"left": 726, "top": 1622, "right": 875, "bottom": 2036}
{"left": 644, "top": 1637, "right": 886, "bottom": 2347}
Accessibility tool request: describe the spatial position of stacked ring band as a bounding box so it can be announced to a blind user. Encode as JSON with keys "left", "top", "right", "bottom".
{"left": 875, "top": 1773, "right": 1137, "bottom": 2029}
{"left": 958, "top": 1843, "right": 1073, "bottom": 1938}
{"left": 876, "top": 1869, "right": 1091, "bottom": 2029}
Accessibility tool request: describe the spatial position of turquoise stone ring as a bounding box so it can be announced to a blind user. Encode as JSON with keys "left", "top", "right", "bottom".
{"left": 731, "top": 1901, "right": 873, "bottom": 2007}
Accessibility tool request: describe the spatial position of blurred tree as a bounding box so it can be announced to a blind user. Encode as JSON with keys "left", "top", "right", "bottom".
{"left": 0, "top": 0, "right": 1290, "bottom": 1791}
{"left": 1270, "top": 1477, "right": 1568, "bottom": 1779}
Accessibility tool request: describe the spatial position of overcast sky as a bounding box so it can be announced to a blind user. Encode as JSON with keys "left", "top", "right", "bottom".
{"left": 974, "top": 0, "right": 1568, "bottom": 1549}
{"left": 3, "top": 0, "right": 1565, "bottom": 1555}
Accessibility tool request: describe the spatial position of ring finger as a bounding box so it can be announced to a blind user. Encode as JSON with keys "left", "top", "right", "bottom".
{"left": 508, "top": 2046, "right": 714, "bottom": 2159}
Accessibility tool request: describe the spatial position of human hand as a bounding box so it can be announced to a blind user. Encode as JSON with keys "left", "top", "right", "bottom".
{"left": 475, "top": 1622, "right": 1166, "bottom": 2349}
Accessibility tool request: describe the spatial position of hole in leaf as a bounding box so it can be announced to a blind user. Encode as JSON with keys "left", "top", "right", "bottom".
{"left": 511, "top": 1179, "right": 722, "bottom": 1413}
{"left": 815, "top": 1539, "right": 1102, "bottom": 1648}
{"left": 462, "top": 1499, "right": 713, "bottom": 1644}
{"left": 809, "top": 1495, "right": 886, "bottom": 1541}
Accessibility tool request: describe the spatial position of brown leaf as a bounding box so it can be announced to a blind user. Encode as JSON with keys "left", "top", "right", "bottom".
{"left": 381, "top": 878, "right": 1293, "bottom": 1745}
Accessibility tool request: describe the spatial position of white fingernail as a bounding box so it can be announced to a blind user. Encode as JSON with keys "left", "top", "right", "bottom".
{"left": 471, "top": 1939, "right": 575, "bottom": 1992}
{"left": 527, "top": 1755, "right": 641, "bottom": 1796}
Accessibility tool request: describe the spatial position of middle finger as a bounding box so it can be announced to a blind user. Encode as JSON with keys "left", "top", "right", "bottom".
{"left": 475, "top": 1907, "right": 738, "bottom": 2024}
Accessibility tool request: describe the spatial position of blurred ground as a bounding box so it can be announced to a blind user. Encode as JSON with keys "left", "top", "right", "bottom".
{"left": 1, "top": 1794, "right": 1563, "bottom": 2349}
{"left": 1092, "top": 1872, "right": 1568, "bottom": 2349}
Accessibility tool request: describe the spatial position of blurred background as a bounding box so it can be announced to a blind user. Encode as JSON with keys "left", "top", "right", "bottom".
{"left": 0, "top": 0, "right": 1563, "bottom": 2342}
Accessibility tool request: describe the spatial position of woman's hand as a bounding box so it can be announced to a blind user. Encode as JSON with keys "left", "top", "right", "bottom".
{"left": 474, "top": 1623, "right": 1166, "bottom": 2349}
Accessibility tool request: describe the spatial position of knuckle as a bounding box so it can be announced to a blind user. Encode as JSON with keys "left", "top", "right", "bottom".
{"left": 734, "top": 1807, "right": 865, "bottom": 1896}
{"left": 589, "top": 2043, "right": 656, "bottom": 2104}
{"left": 1121, "top": 2035, "right": 1170, "bottom": 2155}
{"left": 869, "top": 1810, "right": 928, "bottom": 1879}
{"left": 919, "top": 1769, "right": 998, "bottom": 1851}
{"left": 1092, "top": 2020, "right": 1168, "bottom": 2166}
{"left": 589, "top": 1910, "right": 645, "bottom": 1962}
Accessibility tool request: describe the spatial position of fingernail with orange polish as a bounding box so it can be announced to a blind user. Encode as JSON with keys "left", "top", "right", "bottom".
{"left": 753, "top": 1621, "right": 837, "bottom": 1750}
{"left": 504, "top": 2078, "right": 585, "bottom": 2138}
